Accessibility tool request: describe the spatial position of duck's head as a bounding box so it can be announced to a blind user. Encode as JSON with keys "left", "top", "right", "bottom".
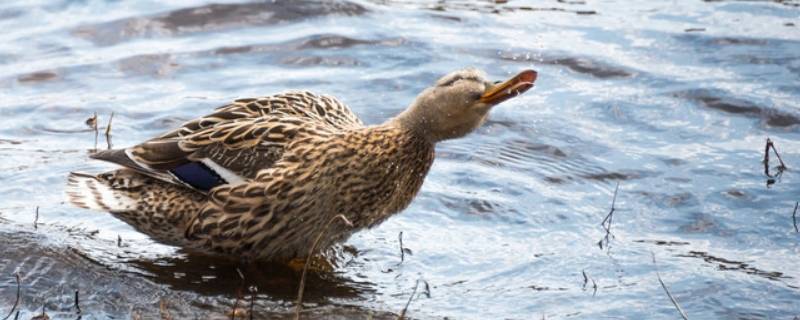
{"left": 393, "top": 68, "right": 537, "bottom": 142}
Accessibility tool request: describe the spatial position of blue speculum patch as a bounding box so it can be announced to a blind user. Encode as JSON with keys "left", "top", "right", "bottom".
{"left": 170, "top": 162, "right": 224, "bottom": 191}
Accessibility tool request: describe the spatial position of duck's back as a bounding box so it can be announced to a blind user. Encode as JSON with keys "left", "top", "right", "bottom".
{"left": 90, "top": 91, "right": 364, "bottom": 191}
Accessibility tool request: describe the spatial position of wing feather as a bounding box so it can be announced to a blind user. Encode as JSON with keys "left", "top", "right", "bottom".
{"left": 90, "top": 91, "right": 363, "bottom": 191}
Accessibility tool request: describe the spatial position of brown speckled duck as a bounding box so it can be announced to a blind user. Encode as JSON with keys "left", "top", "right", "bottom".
{"left": 66, "top": 68, "right": 537, "bottom": 262}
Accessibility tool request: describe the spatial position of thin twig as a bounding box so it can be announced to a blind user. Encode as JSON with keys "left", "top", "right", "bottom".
{"left": 117, "top": 235, "right": 122, "bottom": 247}
{"left": 398, "top": 279, "right": 431, "bottom": 320}
{"left": 398, "top": 231, "right": 407, "bottom": 265}
{"left": 601, "top": 182, "right": 620, "bottom": 225}
{"left": 764, "top": 137, "right": 772, "bottom": 177}
{"left": 229, "top": 267, "right": 246, "bottom": 319}
{"left": 230, "top": 289, "right": 242, "bottom": 320}
{"left": 248, "top": 286, "right": 257, "bottom": 320}
{"left": 1, "top": 273, "right": 20, "bottom": 320}
{"left": 771, "top": 139, "right": 787, "bottom": 170}
{"left": 599, "top": 182, "right": 620, "bottom": 250}
{"left": 793, "top": 202, "right": 798, "bottom": 233}
{"left": 581, "top": 269, "right": 588, "bottom": 289}
{"left": 294, "top": 214, "right": 353, "bottom": 320}
{"left": 652, "top": 253, "right": 689, "bottom": 320}
{"left": 34, "top": 206, "right": 39, "bottom": 230}
{"left": 74, "top": 289, "right": 81, "bottom": 315}
{"left": 764, "top": 138, "right": 788, "bottom": 178}
{"left": 105, "top": 112, "right": 114, "bottom": 150}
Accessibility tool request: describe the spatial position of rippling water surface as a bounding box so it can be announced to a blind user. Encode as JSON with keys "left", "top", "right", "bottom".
{"left": 1, "top": 0, "right": 799, "bottom": 318}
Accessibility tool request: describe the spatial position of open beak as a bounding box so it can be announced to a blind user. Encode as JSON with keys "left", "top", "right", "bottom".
{"left": 480, "top": 69, "right": 538, "bottom": 105}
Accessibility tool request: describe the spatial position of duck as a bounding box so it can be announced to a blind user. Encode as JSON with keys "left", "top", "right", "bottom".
{"left": 66, "top": 68, "right": 537, "bottom": 263}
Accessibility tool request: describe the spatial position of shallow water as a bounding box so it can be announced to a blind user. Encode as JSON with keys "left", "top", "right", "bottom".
{"left": 1, "top": 0, "right": 799, "bottom": 318}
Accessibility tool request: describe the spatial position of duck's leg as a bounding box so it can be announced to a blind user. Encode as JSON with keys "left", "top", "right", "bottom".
{"left": 66, "top": 169, "right": 206, "bottom": 247}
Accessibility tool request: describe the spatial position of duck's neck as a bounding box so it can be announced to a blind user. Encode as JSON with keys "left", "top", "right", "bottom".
{"left": 387, "top": 101, "right": 437, "bottom": 144}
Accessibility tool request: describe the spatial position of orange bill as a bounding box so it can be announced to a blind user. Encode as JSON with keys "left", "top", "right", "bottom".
{"left": 480, "top": 69, "right": 538, "bottom": 104}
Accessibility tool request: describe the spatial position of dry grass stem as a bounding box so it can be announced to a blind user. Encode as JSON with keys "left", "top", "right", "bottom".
{"left": 397, "top": 279, "right": 431, "bottom": 320}
{"left": 763, "top": 137, "right": 787, "bottom": 179}
{"left": 1, "top": 273, "right": 20, "bottom": 320}
{"left": 399, "top": 231, "right": 406, "bottom": 263}
{"left": 34, "top": 206, "right": 39, "bottom": 229}
{"left": 580, "top": 269, "right": 598, "bottom": 296}
{"left": 74, "top": 289, "right": 81, "bottom": 315}
{"left": 652, "top": 253, "right": 689, "bottom": 320}
{"left": 105, "top": 111, "right": 114, "bottom": 149}
{"left": 294, "top": 214, "right": 353, "bottom": 320}
{"left": 231, "top": 295, "right": 240, "bottom": 320}
{"left": 228, "top": 268, "right": 248, "bottom": 319}
{"left": 230, "top": 289, "right": 243, "bottom": 320}
{"left": 581, "top": 269, "right": 588, "bottom": 288}
{"left": 793, "top": 202, "right": 798, "bottom": 233}
{"left": 248, "top": 286, "right": 257, "bottom": 320}
{"left": 598, "top": 182, "right": 619, "bottom": 250}
{"left": 396, "top": 231, "right": 412, "bottom": 265}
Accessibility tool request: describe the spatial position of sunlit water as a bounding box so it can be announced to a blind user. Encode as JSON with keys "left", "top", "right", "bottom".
{"left": 1, "top": 0, "right": 799, "bottom": 319}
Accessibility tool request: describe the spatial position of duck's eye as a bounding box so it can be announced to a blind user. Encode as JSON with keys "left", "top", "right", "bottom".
{"left": 471, "top": 92, "right": 483, "bottom": 101}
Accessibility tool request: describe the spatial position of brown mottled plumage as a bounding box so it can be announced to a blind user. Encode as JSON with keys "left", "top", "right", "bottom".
{"left": 66, "top": 68, "right": 536, "bottom": 262}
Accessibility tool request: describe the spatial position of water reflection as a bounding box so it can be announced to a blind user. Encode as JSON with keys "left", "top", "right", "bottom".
{"left": 73, "top": 1, "right": 368, "bottom": 45}
{"left": 130, "top": 250, "right": 369, "bottom": 301}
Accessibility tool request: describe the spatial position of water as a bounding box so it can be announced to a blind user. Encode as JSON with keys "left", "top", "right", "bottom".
{"left": 1, "top": 0, "right": 799, "bottom": 318}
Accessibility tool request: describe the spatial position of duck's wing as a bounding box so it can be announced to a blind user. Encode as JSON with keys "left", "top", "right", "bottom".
{"left": 91, "top": 91, "right": 361, "bottom": 192}
{"left": 183, "top": 165, "right": 323, "bottom": 259}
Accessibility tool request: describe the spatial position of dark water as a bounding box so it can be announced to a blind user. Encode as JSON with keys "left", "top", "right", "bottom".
{"left": 1, "top": 0, "right": 799, "bottom": 318}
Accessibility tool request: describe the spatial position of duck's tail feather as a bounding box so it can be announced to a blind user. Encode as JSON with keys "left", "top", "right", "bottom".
{"left": 66, "top": 172, "right": 137, "bottom": 212}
